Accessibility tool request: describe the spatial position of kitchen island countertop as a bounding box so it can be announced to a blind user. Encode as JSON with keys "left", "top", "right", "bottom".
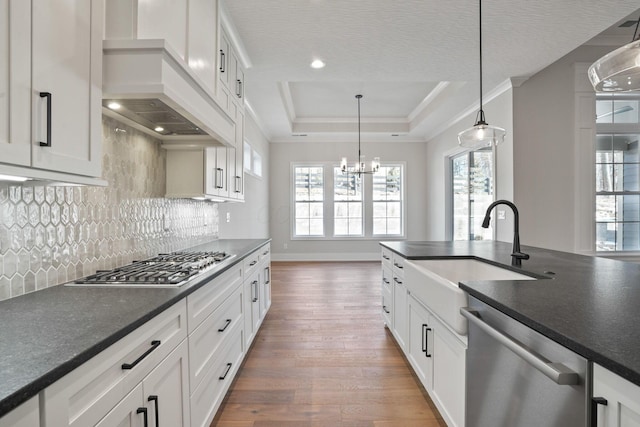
{"left": 381, "top": 240, "right": 640, "bottom": 387}
{"left": 0, "top": 238, "right": 270, "bottom": 419}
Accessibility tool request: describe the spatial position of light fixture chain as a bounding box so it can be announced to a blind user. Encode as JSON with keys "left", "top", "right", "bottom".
{"left": 479, "top": 0, "right": 483, "bottom": 111}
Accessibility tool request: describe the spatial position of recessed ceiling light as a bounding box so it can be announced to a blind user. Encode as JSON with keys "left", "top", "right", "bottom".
{"left": 107, "top": 101, "right": 121, "bottom": 110}
{"left": 154, "top": 126, "right": 165, "bottom": 132}
{"left": 310, "top": 59, "right": 325, "bottom": 69}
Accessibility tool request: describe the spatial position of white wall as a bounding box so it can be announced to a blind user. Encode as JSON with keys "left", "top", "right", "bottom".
{"left": 269, "top": 140, "right": 429, "bottom": 260}
{"left": 512, "top": 44, "right": 613, "bottom": 252}
{"left": 218, "top": 114, "right": 270, "bottom": 239}
{"left": 425, "top": 90, "right": 515, "bottom": 242}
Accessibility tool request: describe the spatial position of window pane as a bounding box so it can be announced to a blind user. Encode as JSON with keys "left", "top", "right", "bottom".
{"left": 453, "top": 149, "right": 493, "bottom": 241}
{"left": 596, "top": 222, "right": 616, "bottom": 251}
{"left": 620, "top": 222, "right": 640, "bottom": 250}
{"left": 334, "top": 218, "right": 348, "bottom": 235}
{"left": 348, "top": 218, "right": 362, "bottom": 235}
{"left": 613, "top": 100, "right": 638, "bottom": 124}
{"left": 333, "top": 167, "right": 363, "bottom": 236}
{"left": 373, "top": 165, "right": 403, "bottom": 236}
{"left": 335, "top": 202, "right": 348, "bottom": 218}
{"left": 596, "top": 99, "right": 613, "bottom": 124}
{"left": 294, "top": 166, "right": 324, "bottom": 236}
{"left": 618, "top": 195, "right": 640, "bottom": 222}
{"left": 596, "top": 195, "right": 616, "bottom": 222}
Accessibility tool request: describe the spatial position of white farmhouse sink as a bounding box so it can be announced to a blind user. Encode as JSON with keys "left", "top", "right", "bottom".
{"left": 405, "top": 259, "right": 536, "bottom": 335}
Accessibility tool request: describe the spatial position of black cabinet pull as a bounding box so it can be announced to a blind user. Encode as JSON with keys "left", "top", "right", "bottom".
{"left": 393, "top": 277, "right": 402, "bottom": 285}
{"left": 421, "top": 324, "right": 428, "bottom": 353}
{"left": 121, "top": 340, "right": 161, "bottom": 370}
{"left": 383, "top": 305, "right": 390, "bottom": 314}
{"left": 591, "top": 397, "right": 608, "bottom": 427}
{"left": 424, "top": 327, "right": 432, "bottom": 358}
{"left": 215, "top": 168, "right": 224, "bottom": 189}
{"left": 234, "top": 175, "right": 242, "bottom": 193}
{"left": 39, "top": 92, "right": 52, "bottom": 147}
{"left": 147, "top": 395, "right": 159, "bottom": 427}
{"left": 137, "top": 407, "right": 149, "bottom": 427}
{"left": 383, "top": 278, "right": 390, "bottom": 284}
{"left": 219, "top": 50, "right": 225, "bottom": 73}
{"left": 252, "top": 280, "right": 259, "bottom": 302}
{"left": 218, "top": 319, "right": 232, "bottom": 332}
{"left": 382, "top": 255, "right": 390, "bottom": 260}
{"left": 236, "top": 79, "right": 242, "bottom": 98}
{"left": 264, "top": 266, "right": 270, "bottom": 284}
{"left": 249, "top": 260, "right": 257, "bottom": 266}
{"left": 219, "top": 362, "right": 233, "bottom": 380}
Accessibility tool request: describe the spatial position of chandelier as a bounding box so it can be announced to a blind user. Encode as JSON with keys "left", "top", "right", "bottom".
{"left": 341, "top": 94, "right": 380, "bottom": 177}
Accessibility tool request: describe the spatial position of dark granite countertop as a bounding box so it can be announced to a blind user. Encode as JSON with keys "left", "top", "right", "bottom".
{"left": 381, "top": 240, "right": 640, "bottom": 387}
{"left": 0, "top": 238, "right": 270, "bottom": 418}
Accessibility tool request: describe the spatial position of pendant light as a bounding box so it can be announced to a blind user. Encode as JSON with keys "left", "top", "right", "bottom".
{"left": 340, "top": 94, "right": 380, "bottom": 177}
{"left": 589, "top": 17, "right": 640, "bottom": 92}
{"left": 457, "top": 0, "right": 506, "bottom": 149}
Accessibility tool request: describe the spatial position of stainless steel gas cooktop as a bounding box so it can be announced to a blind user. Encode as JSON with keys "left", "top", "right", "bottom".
{"left": 68, "top": 251, "right": 234, "bottom": 288}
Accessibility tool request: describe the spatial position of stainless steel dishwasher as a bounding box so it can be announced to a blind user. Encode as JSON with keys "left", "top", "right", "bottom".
{"left": 461, "top": 296, "right": 589, "bottom": 427}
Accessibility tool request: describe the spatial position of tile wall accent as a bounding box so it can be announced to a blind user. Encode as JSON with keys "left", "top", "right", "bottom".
{"left": 0, "top": 116, "right": 218, "bottom": 301}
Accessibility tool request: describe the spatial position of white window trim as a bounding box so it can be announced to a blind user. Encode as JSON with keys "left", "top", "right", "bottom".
{"left": 290, "top": 161, "right": 407, "bottom": 241}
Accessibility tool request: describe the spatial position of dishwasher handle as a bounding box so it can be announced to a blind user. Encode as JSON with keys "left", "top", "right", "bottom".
{"left": 460, "top": 307, "right": 579, "bottom": 386}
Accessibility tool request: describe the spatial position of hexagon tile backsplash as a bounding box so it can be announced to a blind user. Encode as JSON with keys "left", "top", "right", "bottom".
{"left": 0, "top": 116, "right": 219, "bottom": 301}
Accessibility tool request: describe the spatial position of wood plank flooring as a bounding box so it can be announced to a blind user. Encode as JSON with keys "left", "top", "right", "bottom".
{"left": 212, "top": 261, "right": 446, "bottom": 427}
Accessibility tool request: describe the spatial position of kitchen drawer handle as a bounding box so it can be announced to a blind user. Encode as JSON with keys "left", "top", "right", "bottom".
{"left": 218, "top": 319, "right": 232, "bottom": 332}
{"left": 383, "top": 305, "right": 390, "bottom": 314}
{"left": 423, "top": 325, "right": 432, "bottom": 358}
{"left": 591, "top": 397, "right": 608, "bottom": 427}
{"left": 137, "top": 407, "right": 149, "bottom": 427}
{"left": 460, "top": 308, "right": 579, "bottom": 385}
{"left": 252, "top": 280, "right": 259, "bottom": 302}
{"left": 393, "top": 277, "right": 402, "bottom": 284}
{"left": 121, "top": 340, "right": 161, "bottom": 370}
{"left": 219, "top": 50, "right": 225, "bottom": 73}
{"left": 382, "top": 278, "right": 390, "bottom": 284}
{"left": 147, "top": 395, "right": 159, "bottom": 427}
{"left": 219, "top": 362, "right": 233, "bottom": 380}
{"left": 236, "top": 79, "right": 243, "bottom": 98}
{"left": 39, "top": 92, "right": 52, "bottom": 147}
{"left": 382, "top": 255, "right": 390, "bottom": 260}
{"left": 264, "top": 266, "right": 271, "bottom": 284}
{"left": 235, "top": 175, "right": 242, "bottom": 193}
{"left": 249, "top": 260, "right": 257, "bottom": 266}
{"left": 394, "top": 262, "right": 403, "bottom": 269}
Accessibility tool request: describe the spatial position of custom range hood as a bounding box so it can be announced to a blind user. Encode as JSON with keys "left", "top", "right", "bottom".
{"left": 102, "top": 39, "right": 234, "bottom": 146}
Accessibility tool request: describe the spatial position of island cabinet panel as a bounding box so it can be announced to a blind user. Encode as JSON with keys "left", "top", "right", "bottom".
{"left": 0, "top": 396, "right": 39, "bottom": 427}
{"left": 42, "top": 301, "right": 188, "bottom": 427}
{"left": 593, "top": 363, "right": 640, "bottom": 427}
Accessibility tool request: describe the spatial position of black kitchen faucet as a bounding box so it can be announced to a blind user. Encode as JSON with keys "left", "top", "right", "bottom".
{"left": 482, "top": 200, "right": 530, "bottom": 267}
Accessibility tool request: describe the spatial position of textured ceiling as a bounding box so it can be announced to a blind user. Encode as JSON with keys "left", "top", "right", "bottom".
{"left": 223, "top": 0, "right": 640, "bottom": 142}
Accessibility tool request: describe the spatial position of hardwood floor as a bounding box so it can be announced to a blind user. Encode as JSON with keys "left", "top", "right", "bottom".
{"left": 212, "top": 261, "right": 447, "bottom": 427}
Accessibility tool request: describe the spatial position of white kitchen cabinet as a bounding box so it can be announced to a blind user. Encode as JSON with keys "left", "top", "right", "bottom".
{"left": 391, "top": 255, "right": 408, "bottom": 350}
{"left": 407, "top": 295, "right": 433, "bottom": 391}
{"left": 259, "top": 246, "right": 272, "bottom": 319}
{"left": 187, "top": 0, "right": 219, "bottom": 94}
{"left": 593, "top": 363, "right": 640, "bottom": 427}
{"left": 0, "top": 0, "right": 31, "bottom": 167}
{"left": 383, "top": 249, "right": 467, "bottom": 427}
{"left": 0, "top": 396, "right": 39, "bottom": 427}
{"left": 230, "top": 104, "right": 245, "bottom": 200}
{"left": 42, "top": 301, "right": 188, "bottom": 427}
{"left": 0, "top": 0, "right": 104, "bottom": 185}
{"left": 243, "top": 244, "right": 271, "bottom": 348}
{"left": 95, "top": 340, "right": 190, "bottom": 427}
{"left": 165, "top": 147, "right": 238, "bottom": 201}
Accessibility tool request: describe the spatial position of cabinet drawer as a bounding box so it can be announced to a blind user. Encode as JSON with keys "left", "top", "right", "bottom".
{"left": 187, "top": 264, "right": 242, "bottom": 333}
{"left": 188, "top": 284, "right": 244, "bottom": 394}
{"left": 43, "top": 300, "right": 187, "bottom": 427}
{"left": 392, "top": 255, "right": 406, "bottom": 278}
{"left": 243, "top": 249, "right": 261, "bottom": 278}
{"left": 381, "top": 247, "right": 393, "bottom": 267}
{"left": 258, "top": 243, "right": 271, "bottom": 260}
{"left": 190, "top": 323, "right": 244, "bottom": 427}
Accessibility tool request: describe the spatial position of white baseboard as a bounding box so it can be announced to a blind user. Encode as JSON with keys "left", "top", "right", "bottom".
{"left": 271, "top": 252, "right": 380, "bottom": 262}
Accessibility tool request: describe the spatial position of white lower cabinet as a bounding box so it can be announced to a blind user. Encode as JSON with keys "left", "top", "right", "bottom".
{"left": 0, "top": 396, "right": 39, "bottom": 427}
{"left": 593, "top": 363, "right": 640, "bottom": 427}
{"left": 243, "top": 243, "right": 271, "bottom": 348}
{"left": 382, "top": 249, "right": 466, "bottom": 427}
{"left": 95, "top": 340, "right": 190, "bottom": 427}
{"left": 42, "top": 301, "right": 188, "bottom": 427}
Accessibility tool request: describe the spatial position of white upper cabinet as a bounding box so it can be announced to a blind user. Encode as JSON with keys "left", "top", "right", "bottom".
{"left": 0, "top": 0, "right": 104, "bottom": 185}
{"left": 187, "top": 0, "right": 219, "bottom": 94}
{"left": 31, "top": 0, "right": 103, "bottom": 178}
{"left": 0, "top": 0, "right": 30, "bottom": 167}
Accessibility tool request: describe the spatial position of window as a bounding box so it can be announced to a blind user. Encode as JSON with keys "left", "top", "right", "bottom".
{"left": 451, "top": 148, "right": 493, "bottom": 241}
{"left": 292, "top": 162, "right": 405, "bottom": 238}
{"left": 373, "top": 165, "right": 403, "bottom": 235}
{"left": 294, "top": 166, "right": 324, "bottom": 236}
{"left": 333, "top": 167, "right": 363, "bottom": 236}
{"left": 595, "top": 96, "right": 640, "bottom": 251}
